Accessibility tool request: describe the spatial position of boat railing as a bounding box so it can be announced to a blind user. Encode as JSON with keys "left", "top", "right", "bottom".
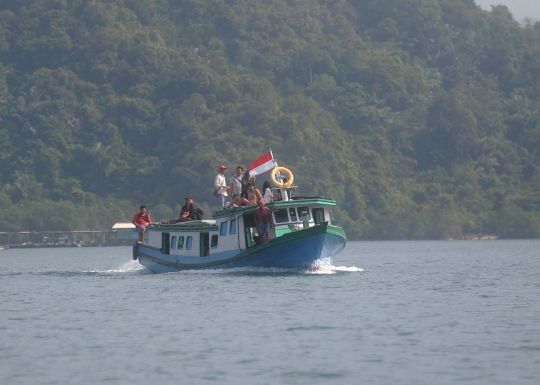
{"left": 150, "top": 220, "right": 217, "bottom": 228}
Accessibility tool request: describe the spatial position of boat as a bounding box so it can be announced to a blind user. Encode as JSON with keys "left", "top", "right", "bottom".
{"left": 134, "top": 197, "right": 346, "bottom": 273}
{"left": 133, "top": 161, "right": 346, "bottom": 273}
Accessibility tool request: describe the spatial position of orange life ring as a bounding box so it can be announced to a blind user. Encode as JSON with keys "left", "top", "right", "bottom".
{"left": 270, "top": 167, "right": 294, "bottom": 188}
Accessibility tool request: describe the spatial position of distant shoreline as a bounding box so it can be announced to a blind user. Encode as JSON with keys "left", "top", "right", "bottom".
{"left": 450, "top": 234, "right": 499, "bottom": 241}
{"left": 0, "top": 243, "right": 125, "bottom": 249}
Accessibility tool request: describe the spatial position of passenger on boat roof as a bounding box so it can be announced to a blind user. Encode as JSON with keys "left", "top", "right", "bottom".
{"left": 179, "top": 196, "right": 197, "bottom": 221}
{"left": 132, "top": 205, "right": 152, "bottom": 244}
{"left": 165, "top": 196, "right": 198, "bottom": 224}
{"left": 229, "top": 182, "right": 262, "bottom": 207}
{"left": 229, "top": 166, "right": 244, "bottom": 199}
{"left": 262, "top": 181, "right": 273, "bottom": 203}
{"left": 275, "top": 176, "right": 295, "bottom": 201}
{"left": 239, "top": 170, "right": 255, "bottom": 199}
{"left": 214, "top": 165, "right": 230, "bottom": 208}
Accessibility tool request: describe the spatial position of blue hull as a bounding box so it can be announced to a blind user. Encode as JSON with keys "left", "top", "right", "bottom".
{"left": 137, "top": 226, "right": 346, "bottom": 273}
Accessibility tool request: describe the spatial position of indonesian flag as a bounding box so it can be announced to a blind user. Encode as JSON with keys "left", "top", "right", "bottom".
{"left": 248, "top": 150, "right": 277, "bottom": 176}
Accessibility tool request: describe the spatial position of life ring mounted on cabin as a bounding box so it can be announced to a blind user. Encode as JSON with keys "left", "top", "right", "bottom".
{"left": 270, "top": 167, "right": 294, "bottom": 188}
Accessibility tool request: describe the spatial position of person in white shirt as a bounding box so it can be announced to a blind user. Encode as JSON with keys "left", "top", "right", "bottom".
{"left": 214, "top": 165, "right": 230, "bottom": 208}
{"left": 229, "top": 166, "right": 244, "bottom": 199}
{"left": 262, "top": 180, "right": 273, "bottom": 203}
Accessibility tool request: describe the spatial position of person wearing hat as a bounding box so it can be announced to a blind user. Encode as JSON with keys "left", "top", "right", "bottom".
{"left": 179, "top": 196, "right": 196, "bottom": 220}
{"left": 165, "top": 196, "right": 198, "bottom": 223}
{"left": 214, "top": 165, "right": 230, "bottom": 208}
{"left": 254, "top": 199, "right": 272, "bottom": 244}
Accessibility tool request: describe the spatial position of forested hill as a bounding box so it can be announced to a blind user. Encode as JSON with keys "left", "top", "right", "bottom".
{"left": 1, "top": 0, "right": 540, "bottom": 240}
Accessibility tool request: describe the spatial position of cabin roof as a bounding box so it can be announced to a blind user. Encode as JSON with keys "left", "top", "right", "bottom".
{"left": 147, "top": 220, "right": 217, "bottom": 232}
{"left": 112, "top": 223, "right": 136, "bottom": 229}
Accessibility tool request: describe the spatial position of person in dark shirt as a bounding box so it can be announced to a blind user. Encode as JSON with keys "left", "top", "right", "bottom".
{"left": 179, "top": 196, "right": 196, "bottom": 221}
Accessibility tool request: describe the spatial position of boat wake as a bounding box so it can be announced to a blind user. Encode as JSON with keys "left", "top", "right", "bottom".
{"left": 38, "top": 260, "right": 361, "bottom": 277}
{"left": 75, "top": 257, "right": 363, "bottom": 276}
{"left": 304, "top": 258, "right": 364, "bottom": 274}
{"left": 84, "top": 260, "right": 149, "bottom": 274}
{"left": 129, "top": 257, "right": 364, "bottom": 275}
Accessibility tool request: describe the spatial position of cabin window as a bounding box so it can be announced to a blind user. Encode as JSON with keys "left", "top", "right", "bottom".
{"left": 186, "top": 236, "right": 193, "bottom": 250}
{"left": 289, "top": 208, "right": 298, "bottom": 222}
{"left": 178, "top": 236, "right": 184, "bottom": 250}
{"left": 220, "top": 222, "right": 228, "bottom": 236}
{"left": 230, "top": 219, "right": 237, "bottom": 235}
{"left": 211, "top": 234, "right": 219, "bottom": 249}
{"left": 273, "top": 208, "right": 290, "bottom": 224}
{"left": 298, "top": 207, "right": 311, "bottom": 221}
{"left": 171, "top": 236, "right": 177, "bottom": 250}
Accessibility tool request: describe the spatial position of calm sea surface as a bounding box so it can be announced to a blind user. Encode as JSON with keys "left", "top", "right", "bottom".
{"left": 1, "top": 240, "right": 539, "bottom": 385}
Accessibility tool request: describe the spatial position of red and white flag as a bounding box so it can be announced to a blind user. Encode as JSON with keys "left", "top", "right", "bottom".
{"left": 248, "top": 150, "right": 277, "bottom": 176}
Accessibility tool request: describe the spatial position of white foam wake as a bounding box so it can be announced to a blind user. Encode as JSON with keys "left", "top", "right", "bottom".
{"left": 328, "top": 265, "right": 364, "bottom": 272}
{"left": 110, "top": 260, "right": 145, "bottom": 273}
{"left": 88, "top": 260, "right": 145, "bottom": 274}
{"left": 305, "top": 257, "right": 364, "bottom": 274}
{"left": 98, "top": 259, "right": 362, "bottom": 275}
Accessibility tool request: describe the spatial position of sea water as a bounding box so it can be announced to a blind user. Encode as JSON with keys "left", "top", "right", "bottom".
{"left": 0, "top": 240, "right": 539, "bottom": 385}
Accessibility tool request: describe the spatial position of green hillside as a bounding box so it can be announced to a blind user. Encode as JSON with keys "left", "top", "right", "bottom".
{"left": 1, "top": 0, "right": 540, "bottom": 240}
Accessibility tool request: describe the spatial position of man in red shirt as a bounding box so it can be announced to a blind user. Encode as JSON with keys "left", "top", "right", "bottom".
{"left": 132, "top": 205, "right": 152, "bottom": 244}
{"left": 254, "top": 199, "right": 272, "bottom": 244}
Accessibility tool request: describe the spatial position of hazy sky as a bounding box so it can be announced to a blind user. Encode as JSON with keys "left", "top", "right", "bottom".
{"left": 476, "top": 0, "right": 540, "bottom": 22}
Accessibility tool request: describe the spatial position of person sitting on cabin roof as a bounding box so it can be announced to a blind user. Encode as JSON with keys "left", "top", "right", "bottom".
{"left": 179, "top": 196, "right": 197, "bottom": 221}
{"left": 247, "top": 183, "right": 262, "bottom": 205}
{"left": 167, "top": 196, "right": 198, "bottom": 223}
{"left": 132, "top": 205, "right": 152, "bottom": 244}
{"left": 228, "top": 194, "right": 245, "bottom": 207}
{"left": 229, "top": 182, "right": 261, "bottom": 207}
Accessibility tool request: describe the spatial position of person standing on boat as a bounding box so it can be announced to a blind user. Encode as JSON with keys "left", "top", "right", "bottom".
{"left": 240, "top": 170, "right": 251, "bottom": 199}
{"left": 214, "top": 165, "right": 230, "bottom": 208}
{"left": 254, "top": 199, "right": 272, "bottom": 244}
{"left": 132, "top": 205, "right": 152, "bottom": 244}
{"left": 229, "top": 166, "right": 244, "bottom": 199}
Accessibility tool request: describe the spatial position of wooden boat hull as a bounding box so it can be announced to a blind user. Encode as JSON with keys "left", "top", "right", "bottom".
{"left": 136, "top": 222, "right": 346, "bottom": 273}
